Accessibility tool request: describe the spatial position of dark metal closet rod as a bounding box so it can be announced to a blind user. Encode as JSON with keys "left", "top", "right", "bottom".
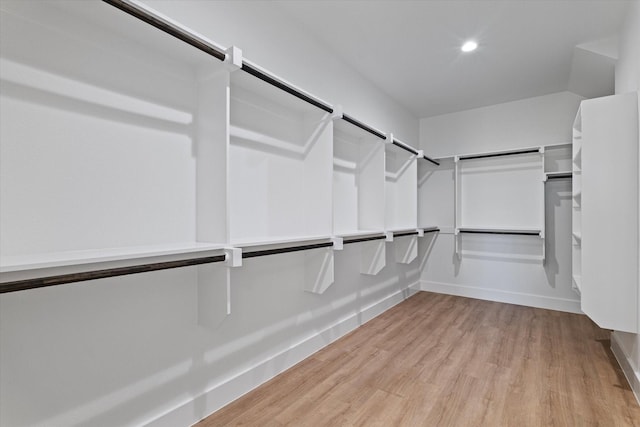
{"left": 422, "top": 155, "right": 440, "bottom": 166}
{"left": 104, "top": 1, "right": 334, "bottom": 113}
{"left": 343, "top": 235, "right": 387, "bottom": 245}
{"left": 459, "top": 230, "right": 540, "bottom": 236}
{"left": 393, "top": 231, "right": 419, "bottom": 238}
{"left": 102, "top": 0, "right": 227, "bottom": 61}
{"left": 392, "top": 139, "right": 440, "bottom": 166}
{"left": 459, "top": 148, "right": 540, "bottom": 161}
{"left": 102, "top": 0, "right": 442, "bottom": 167}
{"left": 241, "top": 63, "right": 334, "bottom": 114}
{"left": 0, "top": 254, "right": 227, "bottom": 294}
{"left": 546, "top": 173, "right": 572, "bottom": 180}
{"left": 341, "top": 114, "right": 386, "bottom": 140}
{"left": 242, "top": 242, "right": 333, "bottom": 259}
{"left": 392, "top": 139, "right": 419, "bottom": 156}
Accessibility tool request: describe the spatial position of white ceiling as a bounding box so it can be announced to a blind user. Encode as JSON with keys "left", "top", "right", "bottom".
{"left": 274, "top": 0, "right": 631, "bottom": 118}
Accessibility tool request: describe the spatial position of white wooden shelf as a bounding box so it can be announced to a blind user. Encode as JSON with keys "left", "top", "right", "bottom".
{"left": 336, "top": 230, "right": 386, "bottom": 240}
{"left": 231, "top": 234, "right": 333, "bottom": 250}
{"left": 0, "top": 0, "right": 229, "bottom": 273}
{"left": 0, "top": 0, "right": 438, "bottom": 295}
{"left": 228, "top": 69, "right": 333, "bottom": 244}
{"left": 572, "top": 104, "right": 582, "bottom": 305}
{"left": 0, "top": 242, "right": 227, "bottom": 274}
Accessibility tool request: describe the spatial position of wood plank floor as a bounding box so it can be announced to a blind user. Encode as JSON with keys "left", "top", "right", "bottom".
{"left": 197, "top": 292, "right": 640, "bottom": 426}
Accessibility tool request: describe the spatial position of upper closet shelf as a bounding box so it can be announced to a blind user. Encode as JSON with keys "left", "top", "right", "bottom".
{"left": 0, "top": 242, "right": 227, "bottom": 274}
{"left": 339, "top": 231, "right": 387, "bottom": 244}
{"left": 100, "top": 0, "right": 439, "bottom": 166}
{"left": 0, "top": 243, "right": 228, "bottom": 294}
{"left": 231, "top": 235, "right": 333, "bottom": 250}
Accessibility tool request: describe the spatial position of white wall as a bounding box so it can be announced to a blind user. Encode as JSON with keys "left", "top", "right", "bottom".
{"left": 0, "top": 2, "right": 421, "bottom": 427}
{"left": 418, "top": 92, "right": 583, "bottom": 313}
{"left": 611, "top": 0, "right": 640, "bottom": 403}
{"left": 144, "top": 0, "right": 418, "bottom": 145}
{"left": 420, "top": 91, "right": 582, "bottom": 158}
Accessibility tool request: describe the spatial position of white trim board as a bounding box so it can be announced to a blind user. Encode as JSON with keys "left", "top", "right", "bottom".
{"left": 611, "top": 332, "right": 640, "bottom": 406}
{"left": 420, "top": 280, "right": 582, "bottom": 314}
{"left": 147, "top": 284, "right": 420, "bottom": 427}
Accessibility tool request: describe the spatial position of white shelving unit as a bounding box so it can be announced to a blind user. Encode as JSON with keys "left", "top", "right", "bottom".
{"left": 332, "top": 119, "right": 387, "bottom": 275}
{"left": 453, "top": 148, "right": 546, "bottom": 259}
{"left": 572, "top": 107, "right": 582, "bottom": 295}
{"left": 332, "top": 119, "right": 385, "bottom": 236}
{"left": 577, "top": 92, "right": 639, "bottom": 333}
{"left": 0, "top": 1, "right": 435, "bottom": 296}
{"left": 572, "top": 131, "right": 582, "bottom": 301}
{"left": 418, "top": 157, "right": 452, "bottom": 233}
{"left": 228, "top": 71, "right": 334, "bottom": 244}
{"left": 544, "top": 143, "right": 573, "bottom": 175}
{"left": 385, "top": 143, "right": 419, "bottom": 264}
{"left": 385, "top": 143, "right": 418, "bottom": 231}
{"left": 0, "top": 1, "right": 229, "bottom": 273}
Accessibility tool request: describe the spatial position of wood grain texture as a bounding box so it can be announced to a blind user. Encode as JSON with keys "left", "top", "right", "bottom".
{"left": 197, "top": 292, "right": 640, "bottom": 426}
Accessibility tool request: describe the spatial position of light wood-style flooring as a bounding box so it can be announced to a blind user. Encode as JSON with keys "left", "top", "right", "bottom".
{"left": 198, "top": 292, "right": 640, "bottom": 426}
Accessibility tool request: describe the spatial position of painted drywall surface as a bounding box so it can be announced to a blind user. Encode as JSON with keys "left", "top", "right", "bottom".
{"left": 418, "top": 92, "right": 582, "bottom": 313}
{"left": 612, "top": 0, "right": 640, "bottom": 392}
{"left": 142, "top": 0, "right": 418, "bottom": 145}
{"left": 0, "top": 2, "right": 421, "bottom": 427}
{"left": 420, "top": 91, "right": 583, "bottom": 158}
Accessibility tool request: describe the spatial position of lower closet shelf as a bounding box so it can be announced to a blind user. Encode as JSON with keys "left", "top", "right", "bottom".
{"left": 0, "top": 242, "right": 228, "bottom": 294}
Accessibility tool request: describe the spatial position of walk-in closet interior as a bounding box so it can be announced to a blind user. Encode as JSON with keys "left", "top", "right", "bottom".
{"left": 1, "top": 0, "right": 639, "bottom": 425}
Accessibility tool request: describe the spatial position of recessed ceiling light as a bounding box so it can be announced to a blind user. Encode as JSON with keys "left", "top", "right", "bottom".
{"left": 461, "top": 40, "right": 478, "bottom": 53}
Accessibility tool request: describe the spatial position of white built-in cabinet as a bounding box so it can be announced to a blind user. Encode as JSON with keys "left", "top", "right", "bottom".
{"left": 573, "top": 92, "right": 639, "bottom": 333}
{"left": 0, "top": 0, "right": 431, "bottom": 298}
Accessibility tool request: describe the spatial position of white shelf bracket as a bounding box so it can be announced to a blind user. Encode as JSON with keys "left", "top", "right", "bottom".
{"left": 417, "top": 229, "right": 425, "bottom": 237}
{"left": 385, "top": 132, "right": 394, "bottom": 144}
{"left": 385, "top": 231, "right": 394, "bottom": 242}
{"left": 331, "top": 237, "right": 343, "bottom": 251}
{"left": 224, "top": 247, "right": 242, "bottom": 267}
{"left": 331, "top": 105, "right": 343, "bottom": 121}
{"left": 224, "top": 45, "right": 242, "bottom": 72}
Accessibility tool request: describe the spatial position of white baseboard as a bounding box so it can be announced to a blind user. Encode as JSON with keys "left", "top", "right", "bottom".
{"left": 420, "top": 280, "right": 582, "bottom": 314}
{"left": 611, "top": 332, "right": 640, "bottom": 406}
{"left": 148, "top": 284, "right": 419, "bottom": 427}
